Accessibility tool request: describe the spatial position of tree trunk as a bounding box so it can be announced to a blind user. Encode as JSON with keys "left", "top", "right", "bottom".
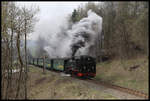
{"left": 24, "top": 18, "right": 27, "bottom": 99}
{"left": 43, "top": 56, "right": 45, "bottom": 74}
{"left": 15, "top": 23, "right": 24, "bottom": 98}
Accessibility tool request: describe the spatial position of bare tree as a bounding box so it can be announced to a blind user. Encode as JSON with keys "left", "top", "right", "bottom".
{"left": 1, "top": 2, "right": 39, "bottom": 99}
{"left": 21, "top": 6, "right": 39, "bottom": 99}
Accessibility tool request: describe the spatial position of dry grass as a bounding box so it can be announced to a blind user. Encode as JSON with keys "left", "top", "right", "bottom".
{"left": 96, "top": 55, "right": 149, "bottom": 94}
{"left": 27, "top": 65, "right": 118, "bottom": 99}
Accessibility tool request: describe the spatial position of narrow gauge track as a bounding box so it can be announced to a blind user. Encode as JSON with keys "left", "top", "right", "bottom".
{"left": 85, "top": 78, "right": 148, "bottom": 99}
{"left": 31, "top": 65, "right": 148, "bottom": 99}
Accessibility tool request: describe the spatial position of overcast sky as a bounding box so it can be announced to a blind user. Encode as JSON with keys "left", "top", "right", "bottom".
{"left": 16, "top": 2, "right": 98, "bottom": 40}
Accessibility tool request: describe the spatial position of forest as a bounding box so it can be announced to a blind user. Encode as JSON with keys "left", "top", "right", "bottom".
{"left": 69, "top": 2, "right": 148, "bottom": 61}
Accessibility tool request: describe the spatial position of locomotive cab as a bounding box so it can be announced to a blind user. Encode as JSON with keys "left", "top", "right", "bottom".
{"left": 65, "top": 59, "right": 77, "bottom": 74}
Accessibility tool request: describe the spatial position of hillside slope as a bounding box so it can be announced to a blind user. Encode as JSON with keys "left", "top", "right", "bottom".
{"left": 96, "top": 55, "right": 148, "bottom": 94}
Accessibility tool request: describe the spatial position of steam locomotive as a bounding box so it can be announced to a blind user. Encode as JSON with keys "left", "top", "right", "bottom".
{"left": 28, "top": 55, "right": 96, "bottom": 78}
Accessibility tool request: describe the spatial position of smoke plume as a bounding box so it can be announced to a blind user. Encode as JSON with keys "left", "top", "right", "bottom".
{"left": 44, "top": 10, "right": 102, "bottom": 58}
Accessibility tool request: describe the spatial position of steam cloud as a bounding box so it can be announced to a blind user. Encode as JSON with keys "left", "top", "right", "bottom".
{"left": 44, "top": 10, "right": 102, "bottom": 58}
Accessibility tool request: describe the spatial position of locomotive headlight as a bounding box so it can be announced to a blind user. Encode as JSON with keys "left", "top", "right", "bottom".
{"left": 77, "top": 73, "right": 83, "bottom": 77}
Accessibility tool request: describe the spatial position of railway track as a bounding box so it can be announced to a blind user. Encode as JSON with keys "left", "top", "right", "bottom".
{"left": 85, "top": 78, "right": 148, "bottom": 99}
{"left": 30, "top": 65, "right": 149, "bottom": 99}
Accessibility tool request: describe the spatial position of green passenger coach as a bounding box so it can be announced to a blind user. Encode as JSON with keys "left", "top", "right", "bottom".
{"left": 45, "top": 59, "right": 51, "bottom": 69}
{"left": 52, "top": 59, "right": 65, "bottom": 71}
{"left": 38, "top": 58, "right": 43, "bottom": 66}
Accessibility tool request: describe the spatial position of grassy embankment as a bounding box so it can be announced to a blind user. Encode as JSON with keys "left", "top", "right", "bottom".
{"left": 96, "top": 55, "right": 148, "bottom": 94}
{"left": 28, "top": 65, "right": 117, "bottom": 99}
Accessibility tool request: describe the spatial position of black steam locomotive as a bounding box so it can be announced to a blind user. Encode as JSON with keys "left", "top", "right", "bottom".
{"left": 29, "top": 55, "right": 96, "bottom": 78}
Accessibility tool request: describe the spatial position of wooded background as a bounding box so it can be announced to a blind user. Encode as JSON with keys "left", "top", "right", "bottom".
{"left": 69, "top": 2, "right": 148, "bottom": 61}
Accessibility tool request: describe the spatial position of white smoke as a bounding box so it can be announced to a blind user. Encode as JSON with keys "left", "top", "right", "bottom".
{"left": 44, "top": 9, "right": 102, "bottom": 58}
